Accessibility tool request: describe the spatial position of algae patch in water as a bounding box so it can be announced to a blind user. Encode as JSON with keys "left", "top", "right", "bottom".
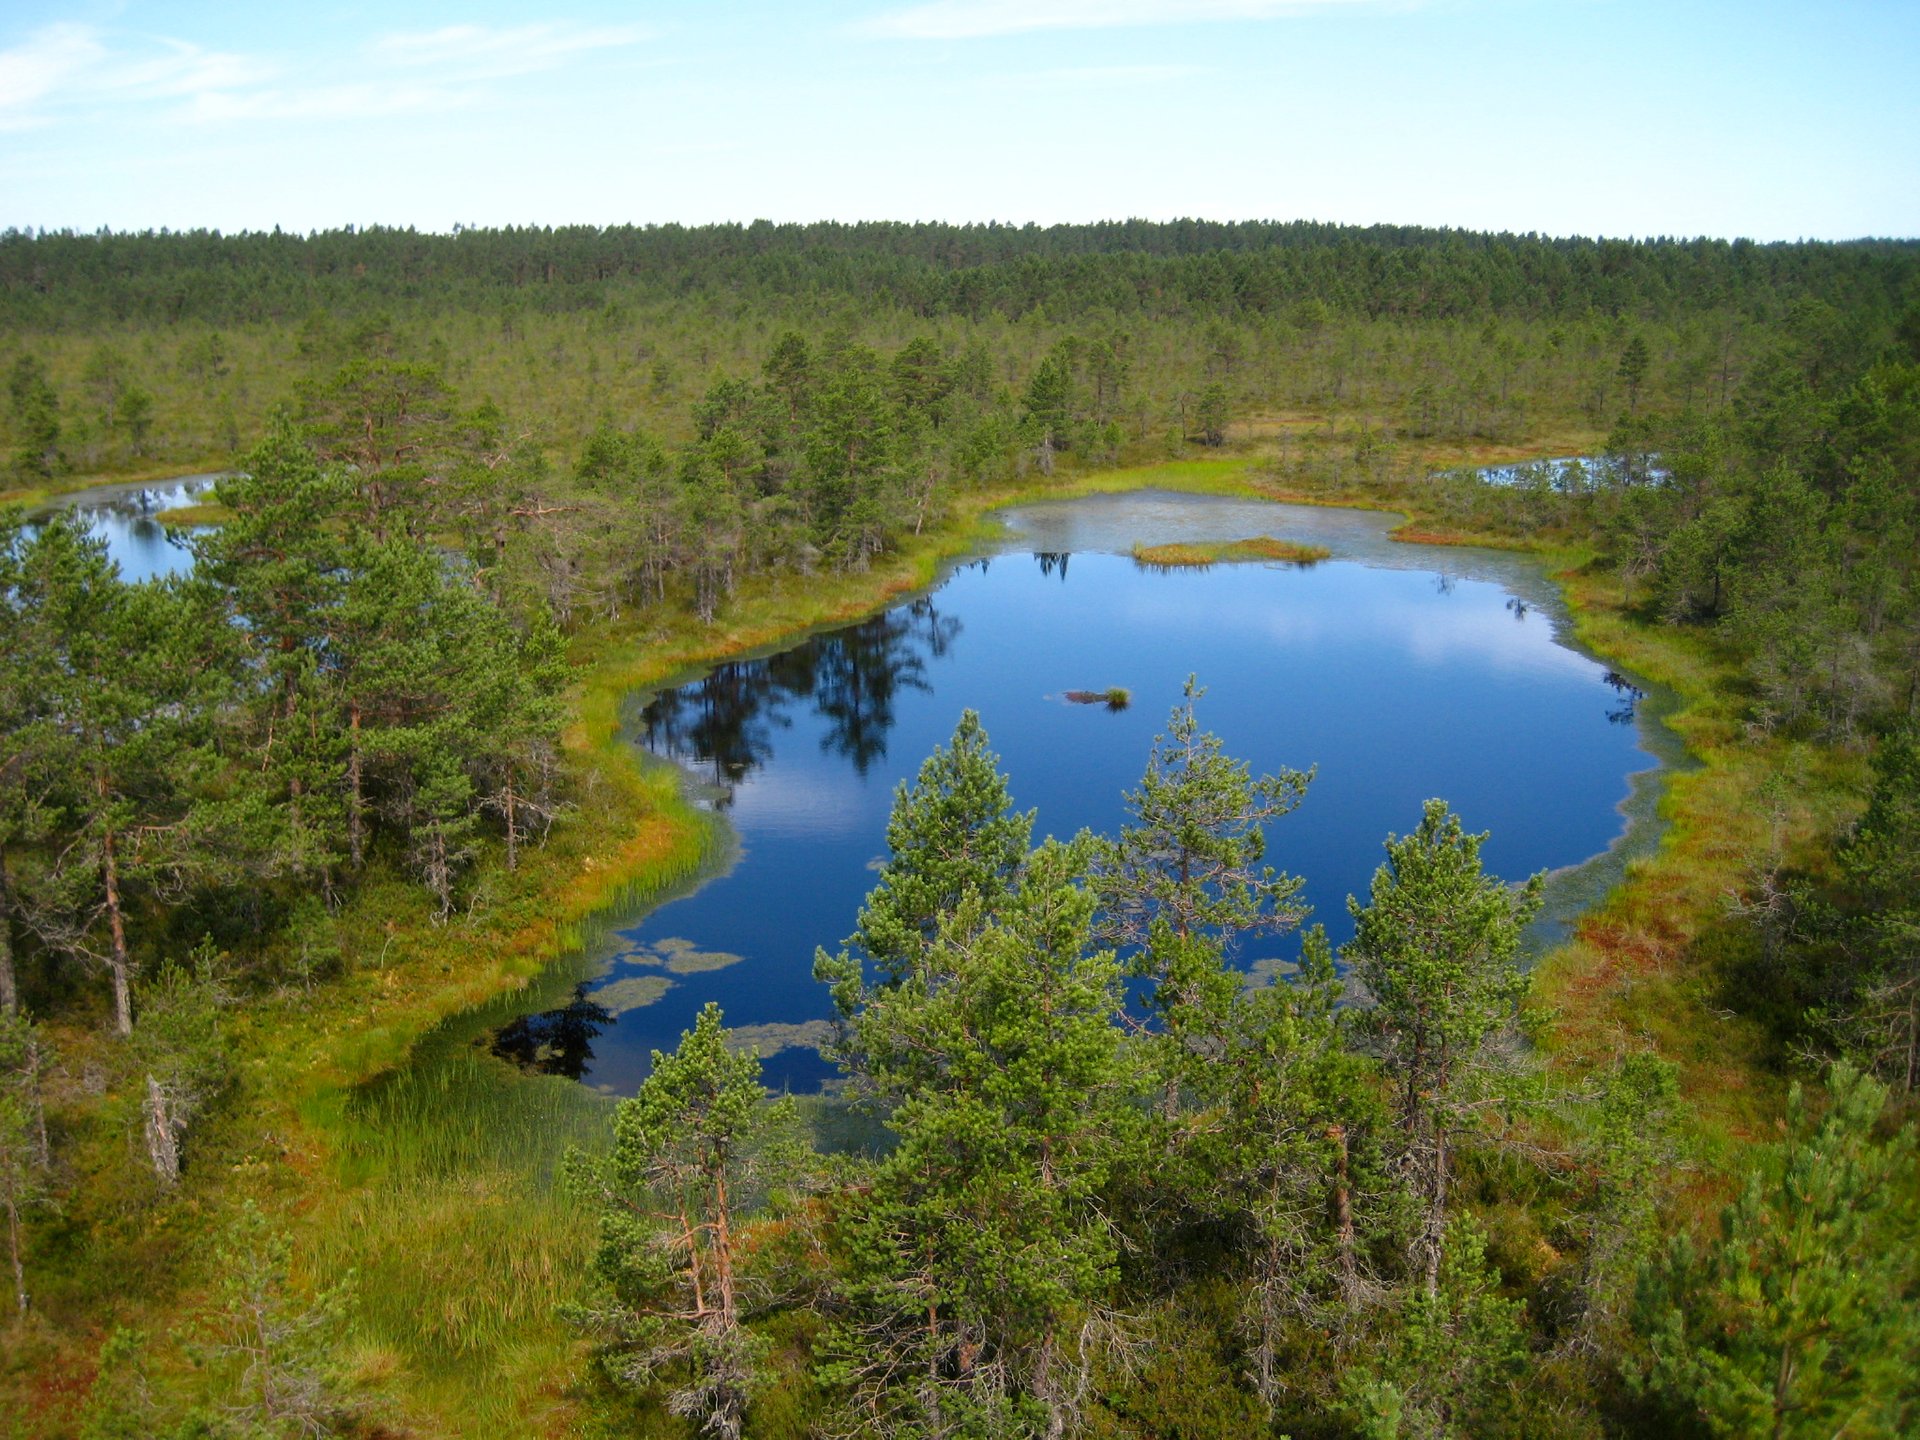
{"left": 726, "top": 1019, "right": 835, "bottom": 1057}
{"left": 621, "top": 935, "right": 748, "bottom": 974}
{"left": 595, "top": 975, "right": 675, "bottom": 1014}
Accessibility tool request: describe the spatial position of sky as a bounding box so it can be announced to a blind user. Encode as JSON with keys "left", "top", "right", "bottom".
{"left": 1, "top": 1, "right": 1915, "bottom": 242}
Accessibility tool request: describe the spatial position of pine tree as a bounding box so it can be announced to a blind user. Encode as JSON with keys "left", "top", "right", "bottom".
{"left": 11, "top": 521, "right": 209, "bottom": 1034}
{"left": 822, "top": 837, "right": 1137, "bottom": 1439}
{"left": 1829, "top": 727, "right": 1920, "bottom": 1089}
{"left": 1094, "top": 677, "right": 1310, "bottom": 1115}
{"left": 1340, "top": 1216, "right": 1528, "bottom": 1438}
{"left": 0, "top": 1008, "right": 53, "bottom": 1320}
{"left": 1634, "top": 1063, "right": 1920, "bottom": 1437}
{"left": 131, "top": 951, "right": 230, "bottom": 1187}
{"left": 193, "top": 418, "right": 352, "bottom": 886}
{"left": 813, "top": 709, "right": 1032, "bottom": 1100}
{"left": 1206, "top": 929, "right": 1401, "bottom": 1406}
{"left": 1343, "top": 799, "right": 1544, "bottom": 1295}
{"left": 566, "top": 1003, "right": 808, "bottom": 1440}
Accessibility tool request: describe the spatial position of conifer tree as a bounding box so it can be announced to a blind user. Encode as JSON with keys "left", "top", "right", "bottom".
{"left": 193, "top": 418, "right": 352, "bottom": 886}
{"left": 1634, "top": 1063, "right": 1920, "bottom": 1437}
{"left": 1094, "top": 677, "right": 1310, "bottom": 1114}
{"left": 1343, "top": 799, "right": 1544, "bottom": 1295}
{"left": 11, "top": 521, "right": 209, "bottom": 1034}
{"left": 567, "top": 1003, "right": 807, "bottom": 1440}
{"left": 823, "top": 837, "right": 1136, "bottom": 1439}
{"left": 813, "top": 709, "right": 1032, "bottom": 1100}
{"left": 1206, "top": 930, "right": 1401, "bottom": 1403}
{"left": 1829, "top": 727, "right": 1920, "bottom": 1090}
{"left": 0, "top": 1008, "right": 52, "bottom": 1320}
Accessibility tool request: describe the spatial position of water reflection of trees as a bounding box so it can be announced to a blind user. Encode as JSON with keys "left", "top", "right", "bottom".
{"left": 1602, "top": 670, "right": 1646, "bottom": 725}
{"left": 489, "top": 983, "right": 612, "bottom": 1079}
{"left": 639, "top": 596, "right": 962, "bottom": 796}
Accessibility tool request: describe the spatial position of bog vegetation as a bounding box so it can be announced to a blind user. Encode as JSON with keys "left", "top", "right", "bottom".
{"left": 1, "top": 220, "right": 1918, "bottom": 1436}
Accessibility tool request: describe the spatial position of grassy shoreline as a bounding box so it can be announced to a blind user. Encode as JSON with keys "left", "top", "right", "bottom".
{"left": 0, "top": 458, "right": 233, "bottom": 510}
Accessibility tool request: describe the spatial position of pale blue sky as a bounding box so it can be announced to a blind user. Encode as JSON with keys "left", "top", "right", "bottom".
{"left": 2, "top": 1, "right": 1914, "bottom": 240}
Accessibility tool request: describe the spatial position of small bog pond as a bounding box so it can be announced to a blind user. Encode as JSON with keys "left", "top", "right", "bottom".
{"left": 492, "top": 490, "right": 1675, "bottom": 1096}
{"left": 25, "top": 474, "right": 218, "bottom": 581}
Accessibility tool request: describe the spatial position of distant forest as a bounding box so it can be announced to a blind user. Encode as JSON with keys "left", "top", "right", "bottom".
{"left": 6, "top": 220, "right": 1918, "bottom": 326}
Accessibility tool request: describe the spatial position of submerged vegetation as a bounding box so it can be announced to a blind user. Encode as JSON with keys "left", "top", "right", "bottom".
{"left": 2, "top": 219, "right": 1918, "bottom": 1435}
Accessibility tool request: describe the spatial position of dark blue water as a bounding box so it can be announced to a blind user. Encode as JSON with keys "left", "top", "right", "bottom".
{"left": 510, "top": 491, "right": 1660, "bottom": 1096}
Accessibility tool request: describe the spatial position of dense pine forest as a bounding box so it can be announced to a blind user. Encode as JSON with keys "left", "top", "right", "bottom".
{"left": 2, "top": 221, "right": 1918, "bottom": 1437}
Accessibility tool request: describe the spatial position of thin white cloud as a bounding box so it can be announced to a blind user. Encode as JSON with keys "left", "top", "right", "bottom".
{"left": 0, "top": 23, "right": 270, "bottom": 128}
{"left": 986, "top": 63, "right": 1206, "bottom": 89}
{"left": 371, "top": 22, "right": 650, "bottom": 78}
{"left": 1, "top": 23, "right": 272, "bottom": 128}
{"left": 187, "top": 84, "right": 472, "bottom": 123}
{"left": 0, "top": 23, "right": 103, "bottom": 114}
{"left": 0, "top": 18, "right": 645, "bottom": 132}
{"left": 862, "top": 0, "right": 1379, "bottom": 40}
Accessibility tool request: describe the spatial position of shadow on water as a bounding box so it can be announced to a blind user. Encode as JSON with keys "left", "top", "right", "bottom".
{"left": 489, "top": 984, "right": 613, "bottom": 1081}
{"left": 639, "top": 594, "right": 961, "bottom": 798}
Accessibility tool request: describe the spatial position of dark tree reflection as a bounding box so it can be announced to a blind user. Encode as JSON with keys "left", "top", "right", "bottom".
{"left": 1036, "top": 551, "right": 1071, "bottom": 581}
{"left": 1602, "top": 670, "right": 1646, "bottom": 725}
{"left": 639, "top": 596, "right": 962, "bottom": 790}
{"left": 489, "top": 983, "right": 613, "bottom": 1079}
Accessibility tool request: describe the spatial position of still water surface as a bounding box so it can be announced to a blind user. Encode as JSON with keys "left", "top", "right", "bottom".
{"left": 498, "top": 491, "right": 1668, "bottom": 1095}
{"left": 28, "top": 474, "right": 217, "bottom": 581}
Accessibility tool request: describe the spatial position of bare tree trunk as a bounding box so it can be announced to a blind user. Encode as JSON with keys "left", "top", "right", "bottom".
{"left": 144, "top": 1074, "right": 180, "bottom": 1185}
{"left": 1037, "top": 1328, "right": 1066, "bottom": 1440}
{"left": 417, "top": 817, "right": 454, "bottom": 921}
{"left": 1422, "top": 1123, "right": 1448, "bottom": 1298}
{"left": 1330, "top": 1123, "right": 1360, "bottom": 1311}
{"left": 4, "top": 1187, "right": 24, "bottom": 1320}
{"left": 1251, "top": 1243, "right": 1281, "bottom": 1406}
{"left": 102, "top": 823, "right": 133, "bottom": 1038}
{"left": 26, "top": 1037, "right": 48, "bottom": 1169}
{"left": 503, "top": 773, "right": 519, "bottom": 873}
{"left": 346, "top": 704, "right": 365, "bottom": 871}
{"left": 710, "top": 1168, "right": 737, "bottom": 1329}
{"left": 0, "top": 864, "right": 17, "bottom": 1017}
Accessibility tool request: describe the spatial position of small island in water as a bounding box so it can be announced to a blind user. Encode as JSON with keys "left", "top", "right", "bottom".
{"left": 1132, "top": 534, "right": 1332, "bottom": 567}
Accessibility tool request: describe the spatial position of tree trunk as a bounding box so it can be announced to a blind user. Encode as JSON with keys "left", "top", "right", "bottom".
{"left": 1423, "top": 1122, "right": 1449, "bottom": 1298}
{"left": 503, "top": 773, "right": 519, "bottom": 873}
{"left": 0, "top": 862, "right": 17, "bottom": 1017}
{"left": 346, "top": 704, "right": 365, "bottom": 871}
{"left": 144, "top": 1074, "right": 180, "bottom": 1185}
{"left": 102, "top": 822, "right": 133, "bottom": 1038}
{"left": 4, "top": 1187, "right": 24, "bottom": 1320}
{"left": 710, "top": 1167, "right": 738, "bottom": 1329}
{"left": 1330, "top": 1123, "right": 1360, "bottom": 1310}
{"left": 26, "top": 1037, "right": 48, "bottom": 1169}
